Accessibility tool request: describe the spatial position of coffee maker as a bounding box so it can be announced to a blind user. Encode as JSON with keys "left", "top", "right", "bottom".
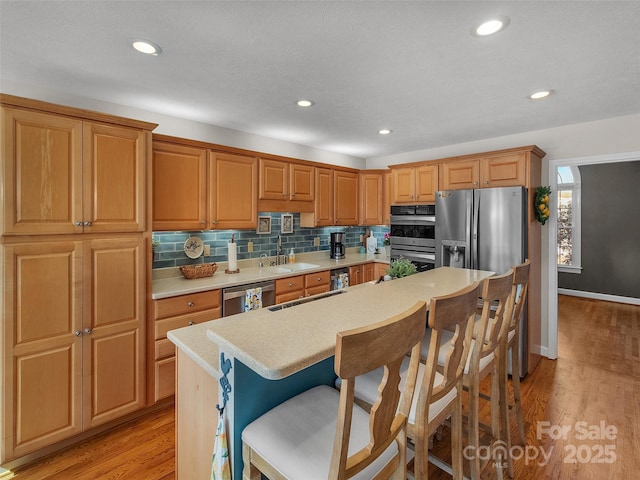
{"left": 330, "top": 232, "right": 346, "bottom": 259}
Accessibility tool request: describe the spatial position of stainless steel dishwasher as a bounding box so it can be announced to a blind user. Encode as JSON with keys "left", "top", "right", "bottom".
{"left": 222, "top": 280, "right": 275, "bottom": 316}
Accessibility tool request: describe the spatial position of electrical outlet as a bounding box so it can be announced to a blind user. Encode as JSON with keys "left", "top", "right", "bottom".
{"left": 247, "top": 241, "right": 253, "bottom": 253}
{"left": 203, "top": 245, "right": 211, "bottom": 256}
{"left": 314, "top": 237, "right": 320, "bottom": 247}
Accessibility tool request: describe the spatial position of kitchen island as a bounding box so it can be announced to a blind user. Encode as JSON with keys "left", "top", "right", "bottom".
{"left": 168, "top": 267, "right": 493, "bottom": 479}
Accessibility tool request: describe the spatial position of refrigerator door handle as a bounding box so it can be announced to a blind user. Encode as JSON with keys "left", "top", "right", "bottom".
{"left": 471, "top": 191, "right": 480, "bottom": 269}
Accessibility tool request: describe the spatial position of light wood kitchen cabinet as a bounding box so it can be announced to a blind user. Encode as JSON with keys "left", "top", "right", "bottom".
{"left": 362, "top": 262, "right": 375, "bottom": 282}
{"left": 258, "top": 159, "right": 314, "bottom": 202}
{"left": 152, "top": 141, "right": 208, "bottom": 231}
{"left": 300, "top": 167, "right": 334, "bottom": 227}
{"left": 334, "top": 170, "right": 359, "bottom": 225}
{"left": 275, "top": 275, "right": 305, "bottom": 304}
{"left": 2, "top": 106, "right": 148, "bottom": 235}
{"left": 209, "top": 152, "right": 258, "bottom": 229}
{"left": 152, "top": 136, "right": 258, "bottom": 231}
{"left": 391, "top": 164, "right": 438, "bottom": 204}
{"left": 382, "top": 171, "right": 391, "bottom": 225}
{"left": 1, "top": 236, "right": 146, "bottom": 462}
{"left": 359, "top": 171, "right": 383, "bottom": 226}
{"left": 152, "top": 290, "right": 221, "bottom": 402}
{"left": 349, "top": 265, "right": 363, "bottom": 286}
{"left": 440, "top": 152, "right": 527, "bottom": 190}
{"left": 374, "top": 262, "right": 389, "bottom": 280}
{"left": 304, "top": 270, "right": 331, "bottom": 296}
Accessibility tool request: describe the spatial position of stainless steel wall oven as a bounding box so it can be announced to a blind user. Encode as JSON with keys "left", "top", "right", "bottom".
{"left": 389, "top": 205, "right": 436, "bottom": 271}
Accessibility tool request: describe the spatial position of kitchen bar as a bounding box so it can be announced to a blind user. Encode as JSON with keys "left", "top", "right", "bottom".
{"left": 168, "top": 266, "right": 493, "bottom": 479}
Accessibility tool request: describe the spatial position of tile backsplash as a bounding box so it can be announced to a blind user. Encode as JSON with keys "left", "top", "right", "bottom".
{"left": 152, "top": 212, "right": 390, "bottom": 269}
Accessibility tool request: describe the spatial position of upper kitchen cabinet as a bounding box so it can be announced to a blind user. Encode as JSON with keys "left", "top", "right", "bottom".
{"left": 300, "top": 167, "right": 333, "bottom": 227}
{"left": 152, "top": 136, "right": 258, "bottom": 231}
{"left": 258, "top": 158, "right": 314, "bottom": 212}
{"left": 1, "top": 98, "right": 153, "bottom": 235}
{"left": 152, "top": 141, "right": 208, "bottom": 231}
{"left": 390, "top": 164, "right": 438, "bottom": 204}
{"left": 209, "top": 151, "right": 258, "bottom": 229}
{"left": 382, "top": 171, "right": 391, "bottom": 225}
{"left": 359, "top": 171, "right": 384, "bottom": 226}
{"left": 334, "top": 169, "right": 359, "bottom": 225}
{"left": 440, "top": 148, "right": 539, "bottom": 190}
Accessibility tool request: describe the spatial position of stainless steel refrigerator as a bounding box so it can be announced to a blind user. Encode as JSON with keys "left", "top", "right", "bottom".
{"left": 435, "top": 185, "right": 528, "bottom": 376}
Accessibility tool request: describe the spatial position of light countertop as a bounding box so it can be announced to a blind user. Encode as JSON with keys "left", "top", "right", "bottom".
{"left": 152, "top": 250, "right": 389, "bottom": 300}
{"left": 167, "top": 267, "right": 493, "bottom": 380}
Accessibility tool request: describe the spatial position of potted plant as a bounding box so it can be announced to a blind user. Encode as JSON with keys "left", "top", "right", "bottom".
{"left": 386, "top": 257, "right": 417, "bottom": 279}
{"left": 383, "top": 232, "right": 391, "bottom": 258}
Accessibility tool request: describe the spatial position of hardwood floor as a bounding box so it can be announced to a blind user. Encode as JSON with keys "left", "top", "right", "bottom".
{"left": 5, "top": 295, "right": 639, "bottom": 479}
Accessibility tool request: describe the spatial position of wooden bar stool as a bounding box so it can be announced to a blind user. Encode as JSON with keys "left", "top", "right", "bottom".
{"left": 343, "top": 281, "right": 481, "bottom": 480}
{"left": 241, "top": 301, "right": 427, "bottom": 480}
{"left": 498, "top": 259, "right": 531, "bottom": 476}
{"left": 424, "top": 271, "right": 515, "bottom": 480}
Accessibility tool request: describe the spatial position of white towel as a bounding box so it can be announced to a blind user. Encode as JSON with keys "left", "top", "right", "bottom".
{"left": 244, "top": 287, "right": 263, "bottom": 312}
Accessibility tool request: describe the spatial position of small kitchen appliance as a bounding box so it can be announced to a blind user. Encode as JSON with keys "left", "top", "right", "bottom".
{"left": 330, "top": 232, "right": 346, "bottom": 259}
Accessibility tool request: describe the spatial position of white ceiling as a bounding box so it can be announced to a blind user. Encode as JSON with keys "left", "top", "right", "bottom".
{"left": 1, "top": 0, "right": 639, "bottom": 160}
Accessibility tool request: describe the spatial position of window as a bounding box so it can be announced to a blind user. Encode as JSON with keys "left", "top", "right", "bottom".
{"left": 557, "top": 166, "right": 581, "bottom": 273}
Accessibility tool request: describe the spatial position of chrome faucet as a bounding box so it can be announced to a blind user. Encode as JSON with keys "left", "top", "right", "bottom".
{"left": 259, "top": 253, "right": 268, "bottom": 268}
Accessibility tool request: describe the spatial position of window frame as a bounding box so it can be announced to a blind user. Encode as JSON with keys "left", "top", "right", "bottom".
{"left": 556, "top": 166, "right": 582, "bottom": 273}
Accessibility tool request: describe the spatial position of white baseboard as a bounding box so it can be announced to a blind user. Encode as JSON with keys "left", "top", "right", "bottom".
{"left": 558, "top": 288, "right": 640, "bottom": 306}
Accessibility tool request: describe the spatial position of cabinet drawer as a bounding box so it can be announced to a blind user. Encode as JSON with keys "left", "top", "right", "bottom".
{"left": 275, "top": 290, "right": 304, "bottom": 305}
{"left": 304, "top": 270, "right": 330, "bottom": 288}
{"left": 275, "top": 275, "right": 304, "bottom": 293}
{"left": 155, "top": 308, "right": 221, "bottom": 340}
{"left": 305, "top": 284, "right": 330, "bottom": 297}
{"left": 154, "top": 290, "right": 221, "bottom": 320}
{"left": 155, "top": 338, "right": 176, "bottom": 361}
{"left": 155, "top": 357, "right": 176, "bottom": 401}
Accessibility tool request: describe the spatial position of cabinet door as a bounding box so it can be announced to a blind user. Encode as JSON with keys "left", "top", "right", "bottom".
{"left": 2, "top": 241, "right": 83, "bottom": 461}
{"left": 210, "top": 152, "right": 258, "bottom": 229}
{"left": 441, "top": 160, "right": 479, "bottom": 190}
{"left": 382, "top": 172, "right": 391, "bottom": 225}
{"left": 83, "top": 236, "right": 145, "bottom": 429}
{"left": 415, "top": 164, "right": 438, "bottom": 203}
{"left": 359, "top": 172, "right": 383, "bottom": 225}
{"left": 334, "top": 170, "right": 359, "bottom": 225}
{"left": 348, "top": 265, "right": 362, "bottom": 286}
{"left": 391, "top": 167, "right": 416, "bottom": 204}
{"left": 289, "top": 163, "right": 314, "bottom": 201}
{"left": 259, "top": 158, "right": 288, "bottom": 200}
{"left": 480, "top": 153, "right": 527, "bottom": 188}
{"left": 152, "top": 141, "right": 208, "bottom": 231}
{"left": 304, "top": 167, "right": 334, "bottom": 227}
{"left": 2, "top": 107, "right": 83, "bottom": 235}
{"left": 84, "top": 122, "right": 146, "bottom": 233}
{"left": 362, "top": 263, "right": 375, "bottom": 283}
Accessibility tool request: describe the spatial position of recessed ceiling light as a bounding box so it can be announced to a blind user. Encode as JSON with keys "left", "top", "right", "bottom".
{"left": 472, "top": 16, "right": 510, "bottom": 37}
{"left": 296, "top": 100, "right": 315, "bottom": 107}
{"left": 529, "top": 90, "right": 555, "bottom": 100}
{"left": 378, "top": 129, "right": 393, "bottom": 135}
{"left": 131, "top": 39, "right": 162, "bottom": 56}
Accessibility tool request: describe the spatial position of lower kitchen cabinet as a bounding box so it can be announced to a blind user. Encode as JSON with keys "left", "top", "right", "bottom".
{"left": 304, "top": 270, "right": 331, "bottom": 296}
{"left": 374, "top": 262, "right": 389, "bottom": 280}
{"left": 275, "top": 270, "right": 332, "bottom": 304}
{"left": 1, "top": 236, "right": 146, "bottom": 462}
{"left": 152, "top": 290, "right": 222, "bottom": 402}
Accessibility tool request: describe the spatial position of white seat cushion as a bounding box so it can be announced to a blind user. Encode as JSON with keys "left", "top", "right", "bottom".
{"left": 338, "top": 357, "right": 457, "bottom": 426}
{"left": 242, "top": 385, "right": 399, "bottom": 480}
{"left": 421, "top": 328, "right": 494, "bottom": 375}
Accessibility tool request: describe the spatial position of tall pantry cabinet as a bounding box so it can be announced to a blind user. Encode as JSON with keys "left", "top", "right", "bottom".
{"left": 0, "top": 95, "right": 156, "bottom": 462}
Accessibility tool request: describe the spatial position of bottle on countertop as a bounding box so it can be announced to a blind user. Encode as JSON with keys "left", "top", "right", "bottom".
{"left": 289, "top": 248, "right": 295, "bottom": 263}
{"left": 366, "top": 231, "right": 377, "bottom": 254}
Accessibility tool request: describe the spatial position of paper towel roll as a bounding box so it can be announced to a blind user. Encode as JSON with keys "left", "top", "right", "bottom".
{"left": 228, "top": 242, "right": 237, "bottom": 271}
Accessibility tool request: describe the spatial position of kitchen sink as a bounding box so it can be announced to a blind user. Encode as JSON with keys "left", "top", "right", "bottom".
{"left": 283, "top": 262, "right": 320, "bottom": 271}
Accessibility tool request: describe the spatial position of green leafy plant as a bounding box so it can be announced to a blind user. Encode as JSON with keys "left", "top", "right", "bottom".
{"left": 386, "top": 257, "right": 417, "bottom": 279}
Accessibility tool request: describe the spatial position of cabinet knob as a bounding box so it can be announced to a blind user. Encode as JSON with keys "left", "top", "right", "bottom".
{"left": 187, "top": 301, "right": 194, "bottom": 307}
{"left": 84, "top": 328, "right": 92, "bottom": 335}
{"left": 317, "top": 277, "right": 321, "bottom": 282}
{"left": 289, "top": 283, "right": 294, "bottom": 287}
{"left": 473, "top": 181, "right": 478, "bottom": 186}
{"left": 84, "top": 221, "right": 92, "bottom": 227}
{"left": 74, "top": 330, "right": 82, "bottom": 337}
{"left": 484, "top": 181, "right": 489, "bottom": 185}
{"left": 201, "top": 220, "right": 206, "bottom": 225}
{"left": 211, "top": 220, "right": 218, "bottom": 225}
{"left": 188, "top": 321, "right": 194, "bottom": 326}
{"left": 75, "top": 221, "right": 83, "bottom": 227}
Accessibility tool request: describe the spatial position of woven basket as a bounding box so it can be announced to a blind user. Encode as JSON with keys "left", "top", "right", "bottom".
{"left": 179, "top": 263, "right": 218, "bottom": 279}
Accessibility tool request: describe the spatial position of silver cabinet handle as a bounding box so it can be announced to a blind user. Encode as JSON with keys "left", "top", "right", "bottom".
{"left": 84, "top": 328, "right": 92, "bottom": 334}
{"left": 84, "top": 221, "right": 92, "bottom": 227}
{"left": 75, "top": 221, "right": 83, "bottom": 227}
{"left": 187, "top": 301, "right": 194, "bottom": 307}
{"left": 289, "top": 283, "right": 294, "bottom": 287}
{"left": 188, "top": 321, "right": 194, "bottom": 326}
{"left": 74, "top": 330, "right": 82, "bottom": 336}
